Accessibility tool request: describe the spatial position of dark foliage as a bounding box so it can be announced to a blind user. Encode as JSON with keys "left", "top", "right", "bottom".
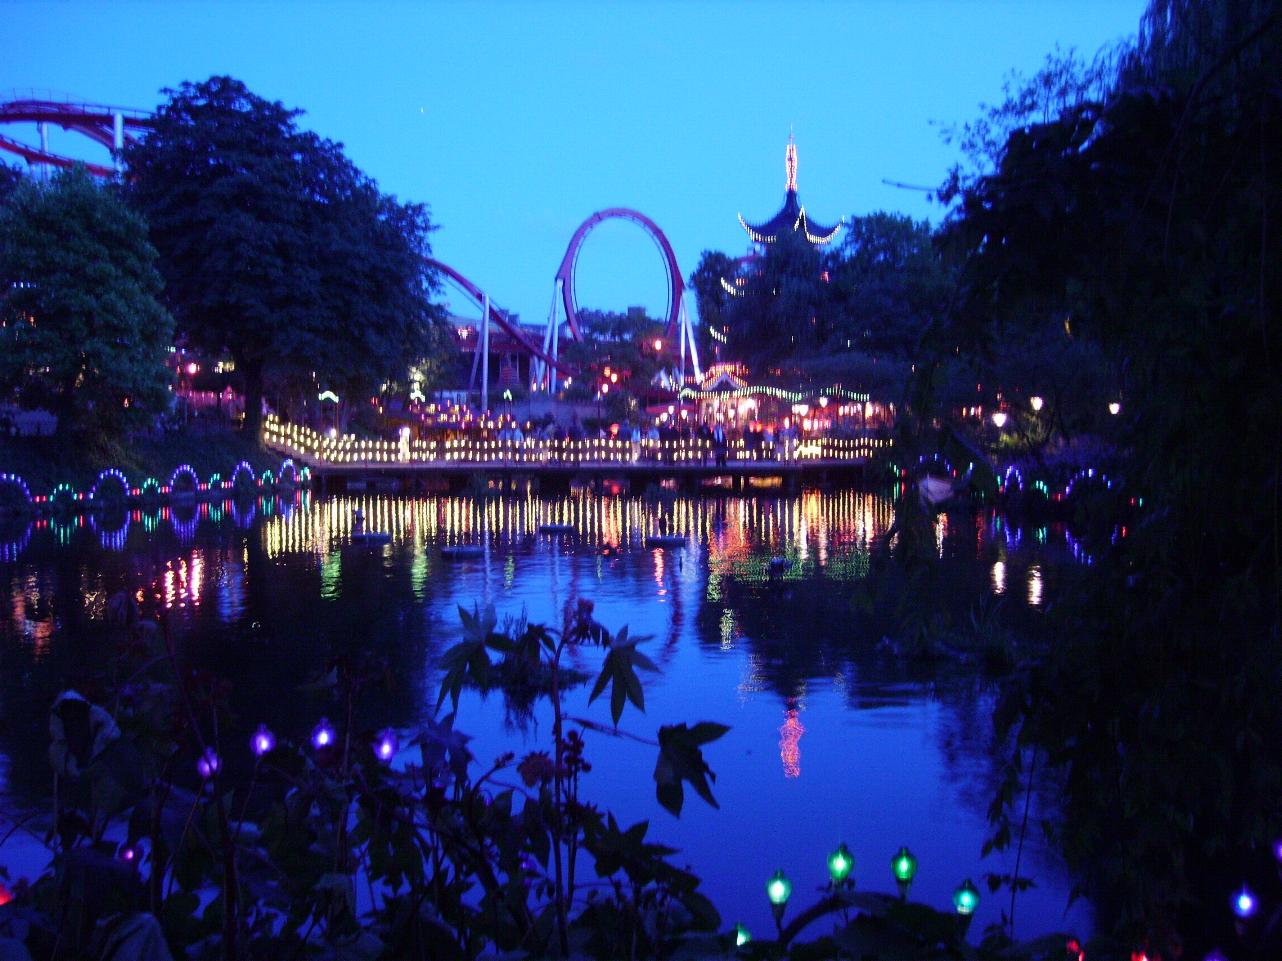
{"left": 0, "top": 167, "right": 174, "bottom": 439}
{"left": 936, "top": 1, "right": 1282, "bottom": 953}
{"left": 125, "top": 76, "right": 447, "bottom": 434}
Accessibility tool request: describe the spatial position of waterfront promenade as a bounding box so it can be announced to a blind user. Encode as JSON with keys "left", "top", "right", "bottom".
{"left": 262, "top": 416, "right": 890, "bottom": 490}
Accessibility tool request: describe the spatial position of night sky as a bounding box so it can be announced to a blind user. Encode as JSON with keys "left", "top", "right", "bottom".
{"left": 3, "top": 1, "right": 1143, "bottom": 326}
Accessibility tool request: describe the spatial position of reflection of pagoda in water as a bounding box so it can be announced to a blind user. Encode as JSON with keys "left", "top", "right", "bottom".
{"left": 738, "top": 131, "right": 842, "bottom": 248}
{"left": 778, "top": 697, "right": 806, "bottom": 779}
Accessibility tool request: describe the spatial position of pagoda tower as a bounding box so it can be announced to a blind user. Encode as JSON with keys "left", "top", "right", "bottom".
{"left": 738, "top": 131, "right": 842, "bottom": 246}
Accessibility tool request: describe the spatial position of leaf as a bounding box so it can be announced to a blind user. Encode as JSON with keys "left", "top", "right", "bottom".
{"left": 89, "top": 912, "right": 174, "bottom": 961}
{"left": 652, "top": 722, "right": 729, "bottom": 816}
{"left": 676, "top": 890, "right": 721, "bottom": 931}
{"left": 589, "top": 637, "right": 658, "bottom": 725}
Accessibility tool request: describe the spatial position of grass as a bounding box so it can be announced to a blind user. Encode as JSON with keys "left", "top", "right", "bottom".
{"left": 0, "top": 421, "right": 281, "bottom": 494}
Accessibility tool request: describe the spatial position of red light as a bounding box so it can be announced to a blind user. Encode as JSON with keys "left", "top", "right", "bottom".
{"left": 0, "top": 882, "right": 11, "bottom": 906}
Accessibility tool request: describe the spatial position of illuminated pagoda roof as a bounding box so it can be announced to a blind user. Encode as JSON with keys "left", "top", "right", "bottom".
{"left": 738, "top": 131, "right": 842, "bottom": 246}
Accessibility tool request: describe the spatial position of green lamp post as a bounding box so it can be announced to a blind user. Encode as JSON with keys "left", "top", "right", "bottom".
{"left": 953, "top": 879, "right": 980, "bottom": 935}
{"left": 766, "top": 869, "right": 792, "bottom": 929}
{"left": 827, "top": 843, "right": 854, "bottom": 888}
{"left": 891, "top": 846, "right": 918, "bottom": 899}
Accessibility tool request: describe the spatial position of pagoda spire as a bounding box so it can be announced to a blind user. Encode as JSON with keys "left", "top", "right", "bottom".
{"left": 738, "top": 130, "right": 842, "bottom": 246}
{"left": 785, "top": 126, "right": 797, "bottom": 192}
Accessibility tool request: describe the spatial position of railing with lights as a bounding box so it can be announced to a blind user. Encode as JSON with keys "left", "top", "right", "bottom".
{"left": 262, "top": 415, "right": 891, "bottom": 471}
{"left": 0, "top": 455, "right": 310, "bottom": 519}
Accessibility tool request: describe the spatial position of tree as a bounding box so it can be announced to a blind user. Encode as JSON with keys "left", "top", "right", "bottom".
{"left": 270, "top": 137, "right": 447, "bottom": 426}
{"left": 688, "top": 250, "right": 739, "bottom": 361}
{"left": 126, "top": 76, "right": 445, "bottom": 434}
{"left": 726, "top": 228, "right": 828, "bottom": 368}
{"left": 935, "top": 44, "right": 1120, "bottom": 206}
{"left": 0, "top": 167, "right": 174, "bottom": 438}
{"left": 827, "top": 212, "right": 950, "bottom": 358}
{"left": 560, "top": 307, "right": 668, "bottom": 419}
{"left": 936, "top": 2, "right": 1282, "bottom": 951}
{"left": 0, "top": 162, "right": 22, "bottom": 204}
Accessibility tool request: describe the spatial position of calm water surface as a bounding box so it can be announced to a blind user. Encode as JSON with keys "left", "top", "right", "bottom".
{"left": 0, "top": 489, "right": 1092, "bottom": 941}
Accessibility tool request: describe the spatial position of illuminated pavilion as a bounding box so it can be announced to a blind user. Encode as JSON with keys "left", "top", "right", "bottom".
{"left": 738, "top": 131, "right": 842, "bottom": 248}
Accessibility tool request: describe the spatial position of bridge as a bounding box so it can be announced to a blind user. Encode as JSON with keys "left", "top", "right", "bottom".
{"left": 262, "top": 417, "right": 888, "bottom": 493}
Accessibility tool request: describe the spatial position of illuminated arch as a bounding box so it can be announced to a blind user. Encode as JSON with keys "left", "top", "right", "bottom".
{"left": 556, "top": 208, "right": 684, "bottom": 342}
{"left": 229, "top": 461, "right": 257, "bottom": 497}
{"left": 90, "top": 467, "right": 129, "bottom": 505}
{"left": 168, "top": 464, "right": 199, "bottom": 496}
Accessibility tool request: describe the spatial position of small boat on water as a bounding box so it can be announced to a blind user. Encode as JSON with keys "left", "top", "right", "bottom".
{"left": 441, "top": 544, "right": 484, "bottom": 560}
{"left": 349, "top": 509, "right": 391, "bottom": 545}
{"left": 538, "top": 523, "right": 576, "bottom": 534}
{"left": 645, "top": 534, "right": 687, "bottom": 548}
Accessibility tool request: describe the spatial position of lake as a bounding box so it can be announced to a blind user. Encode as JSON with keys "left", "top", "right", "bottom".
{"left": 0, "top": 488, "right": 1092, "bottom": 943}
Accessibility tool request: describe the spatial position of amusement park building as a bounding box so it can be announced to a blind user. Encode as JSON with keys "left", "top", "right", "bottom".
{"left": 738, "top": 132, "right": 842, "bottom": 248}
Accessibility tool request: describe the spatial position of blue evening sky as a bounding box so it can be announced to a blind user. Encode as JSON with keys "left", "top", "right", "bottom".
{"left": 2, "top": 1, "right": 1143, "bottom": 328}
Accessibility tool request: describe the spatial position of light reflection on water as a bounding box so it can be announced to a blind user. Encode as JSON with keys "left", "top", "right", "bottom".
{"left": 0, "top": 489, "right": 1091, "bottom": 941}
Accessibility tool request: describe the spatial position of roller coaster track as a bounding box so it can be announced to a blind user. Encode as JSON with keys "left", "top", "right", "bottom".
{"left": 555, "top": 207, "right": 684, "bottom": 342}
{"left": 0, "top": 97, "right": 153, "bottom": 176}
{"left": 424, "top": 257, "right": 569, "bottom": 371}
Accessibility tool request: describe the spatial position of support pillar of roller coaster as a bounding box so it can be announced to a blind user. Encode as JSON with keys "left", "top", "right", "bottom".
{"left": 113, "top": 112, "right": 124, "bottom": 175}
{"left": 37, "top": 122, "right": 49, "bottom": 181}
{"left": 678, "top": 293, "right": 702, "bottom": 386}
{"left": 480, "top": 292, "right": 490, "bottom": 414}
{"left": 534, "top": 278, "right": 566, "bottom": 393}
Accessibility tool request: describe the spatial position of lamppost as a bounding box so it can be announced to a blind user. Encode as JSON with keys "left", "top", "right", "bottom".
{"left": 891, "top": 846, "right": 918, "bottom": 899}
{"left": 766, "top": 869, "right": 792, "bottom": 933}
{"left": 827, "top": 843, "right": 854, "bottom": 888}
{"left": 953, "top": 879, "right": 980, "bottom": 935}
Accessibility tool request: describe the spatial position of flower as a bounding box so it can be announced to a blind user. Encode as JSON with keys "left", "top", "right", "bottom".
{"left": 373, "top": 728, "right": 398, "bottom": 762}
{"left": 196, "top": 747, "right": 220, "bottom": 779}
{"left": 251, "top": 724, "right": 276, "bottom": 757}
{"left": 311, "top": 718, "right": 336, "bottom": 750}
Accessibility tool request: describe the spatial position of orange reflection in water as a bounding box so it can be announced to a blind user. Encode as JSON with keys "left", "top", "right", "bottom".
{"left": 778, "top": 705, "right": 806, "bottom": 779}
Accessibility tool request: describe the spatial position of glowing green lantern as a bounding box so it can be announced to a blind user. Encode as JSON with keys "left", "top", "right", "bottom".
{"left": 891, "top": 846, "right": 917, "bottom": 898}
{"left": 827, "top": 842, "right": 854, "bottom": 886}
{"left": 766, "top": 870, "right": 792, "bottom": 906}
{"left": 765, "top": 869, "right": 792, "bottom": 928}
{"left": 953, "top": 879, "right": 980, "bottom": 916}
{"left": 734, "top": 923, "right": 751, "bottom": 947}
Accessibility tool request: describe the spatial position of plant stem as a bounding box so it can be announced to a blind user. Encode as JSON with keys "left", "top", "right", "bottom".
{"left": 549, "top": 638, "right": 570, "bottom": 957}
{"left": 1009, "top": 744, "right": 1038, "bottom": 940}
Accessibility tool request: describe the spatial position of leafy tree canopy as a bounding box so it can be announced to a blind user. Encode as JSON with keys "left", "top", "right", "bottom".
{"left": 125, "top": 76, "right": 446, "bottom": 433}
{"left": 0, "top": 166, "right": 174, "bottom": 438}
{"left": 828, "top": 212, "right": 951, "bottom": 359}
{"left": 0, "top": 161, "right": 22, "bottom": 203}
{"left": 934, "top": 43, "right": 1120, "bottom": 206}
{"left": 691, "top": 212, "right": 949, "bottom": 377}
{"left": 934, "top": 0, "right": 1282, "bottom": 951}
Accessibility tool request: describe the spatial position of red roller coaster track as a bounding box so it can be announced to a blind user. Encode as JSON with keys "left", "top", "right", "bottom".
{"left": 555, "top": 207, "right": 684, "bottom": 342}
{"left": 0, "top": 98, "right": 153, "bottom": 177}
{"left": 424, "top": 258, "right": 568, "bottom": 371}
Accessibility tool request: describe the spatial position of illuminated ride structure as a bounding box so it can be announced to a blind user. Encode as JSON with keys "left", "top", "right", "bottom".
{"left": 432, "top": 207, "right": 702, "bottom": 409}
{"left": 424, "top": 258, "right": 568, "bottom": 404}
{"left": 534, "top": 207, "right": 702, "bottom": 393}
{"left": 0, "top": 95, "right": 153, "bottom": 177}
